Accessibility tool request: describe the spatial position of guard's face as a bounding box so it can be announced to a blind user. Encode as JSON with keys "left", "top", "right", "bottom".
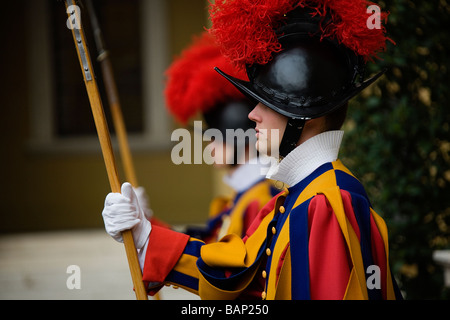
{"left": 248, "top": 103, "right": 287, "bottom": 157}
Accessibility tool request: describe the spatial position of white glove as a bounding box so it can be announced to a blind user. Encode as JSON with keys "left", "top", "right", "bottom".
{"left": 133, "top": 186, "right": 154, "bottom": 221}
{"left": 102, "top": 182, "right": 152, "bottom": 250}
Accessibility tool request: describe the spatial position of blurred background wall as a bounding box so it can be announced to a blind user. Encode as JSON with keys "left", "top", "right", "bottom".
{"left": 0, "top": 0, "right": 222, "bottom": 233}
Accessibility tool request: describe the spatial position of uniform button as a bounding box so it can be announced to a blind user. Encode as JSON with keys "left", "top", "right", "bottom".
{"left": 272, "top": 226, "right": 276, "bottom": 234}
{"left": 262, "top": 270, "right": 267, "bottom": 279}
{"left": 261, "top": 291, "right": 266, "bottom": 300}
{"left": 172, "top": 285, "right": 179, "bottom": 289}
{"left": 279, "top": 206, "right": 285, "bottom": 213}
{"left": 266, "top": 248, "right": 271, "bottom": 256}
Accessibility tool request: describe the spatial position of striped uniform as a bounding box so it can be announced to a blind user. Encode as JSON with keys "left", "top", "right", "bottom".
{"left": 187, "top": 179, "right": 278, "bottom": 243}
{"left": 142, "top": 160, "right": 402, "bottom": 300}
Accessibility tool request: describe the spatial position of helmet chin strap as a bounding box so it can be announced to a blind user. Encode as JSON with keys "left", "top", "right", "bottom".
{"left": 279, "top": 118, "right": 306, "bottom": 159}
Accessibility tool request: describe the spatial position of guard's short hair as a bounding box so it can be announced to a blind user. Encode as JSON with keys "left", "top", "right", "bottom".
{"left": 323, "top": 103, "right": 348, "bottom": 132}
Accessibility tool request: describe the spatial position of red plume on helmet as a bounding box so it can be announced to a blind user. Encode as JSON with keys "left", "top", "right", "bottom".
{"left": 164, "top": 32, "right": 249, "bottom": 124}
{"left": 209, "top": 0, "right": 394, "bottom": 70}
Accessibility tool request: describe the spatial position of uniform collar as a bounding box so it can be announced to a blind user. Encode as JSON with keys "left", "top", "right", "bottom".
{"left": 223, "top": 158, "right": 269, "bottom": 193}
{"left": 266, "top": 130, "right": 344, "bottom": 187}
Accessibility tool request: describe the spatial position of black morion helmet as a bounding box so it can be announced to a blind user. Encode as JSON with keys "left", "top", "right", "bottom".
{"left": 215, "top": 7, "right": 386, "bottom": 157}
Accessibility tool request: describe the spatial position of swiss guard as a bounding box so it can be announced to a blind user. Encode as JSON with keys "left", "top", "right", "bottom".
{"left": 102, "top": 0, "right": 402, "bottom": 300}
{"left": 162, "top": 31, "right": 277, "bottom": 243}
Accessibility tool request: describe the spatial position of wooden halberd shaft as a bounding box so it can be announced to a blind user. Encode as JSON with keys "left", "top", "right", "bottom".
{"left": 64, "top": 0, "right": 147, "bottom": 300}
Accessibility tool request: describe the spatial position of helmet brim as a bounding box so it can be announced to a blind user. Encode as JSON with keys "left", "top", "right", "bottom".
{"left": 214, "top": 67, "right": 386, "bottom": 120}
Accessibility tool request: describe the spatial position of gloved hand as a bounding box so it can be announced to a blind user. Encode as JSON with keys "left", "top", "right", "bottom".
{"left": 102, "top": 182, "right": 152, "bottom": 250}
{"left": 133, "top": 186, "right": 154, "bottom": 221}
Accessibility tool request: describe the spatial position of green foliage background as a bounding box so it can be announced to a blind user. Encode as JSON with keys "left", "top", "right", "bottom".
{"left": 340, "top": 0, "right": 450, "bottom": 299}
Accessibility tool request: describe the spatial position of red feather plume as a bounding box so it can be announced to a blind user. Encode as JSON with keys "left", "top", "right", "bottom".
{"left": 164, "top": 32, "right": 248, "bottom": 124}
{"left": 209, "top": 0, "right": 394, "bottom": 69}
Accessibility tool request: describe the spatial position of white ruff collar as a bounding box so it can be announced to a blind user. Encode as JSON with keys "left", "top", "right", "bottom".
{"left": 266, "top": 130, "right": 344, "bottom": 187}
{"left": 223, "top": 158, "right": 270, "bottom": 193}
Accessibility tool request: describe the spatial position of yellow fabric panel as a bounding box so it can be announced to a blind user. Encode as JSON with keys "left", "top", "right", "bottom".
{"left": 266, "top": 213, "right": 290, "bottom": 299}
{"left": 292, "top": 170, "right": 337, "bottom": 208}
{"left": 208, "top": 196, "right": 231, "bottom": 218}
{"left": 320, "top": 186, "right": 368, "bottom": 300}
{"left": 371, "top": 208, "right": 397, "bottom": 300}
{"left": 226, "top": 181, "right": 274, "bottom": 237}
{"left": 274, "top": 247, "right": 292, "bottom": 300}
{"left": 332, "top": 159, "right": 358, "bottom": 179}
{"left": 200, "top": 233, "right": 249, "bottom": 268}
